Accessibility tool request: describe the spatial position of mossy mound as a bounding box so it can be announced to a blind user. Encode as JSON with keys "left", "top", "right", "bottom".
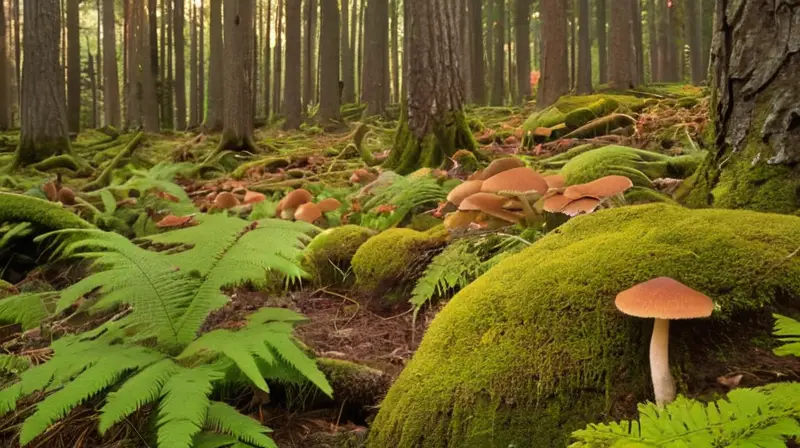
{"left": 302, "top": 225, "right": 376, "bottom": 285}
{"left": 0, "top": 192, "right": 94, "bottom": 230}
{"left": 553, "top": 145, "right": 704, "bottom": 186}
{"left": 351, "top": 228, "right": 444, "bottom": 296}
{"left": 564, "top": 98, "right": 620, "bottom": 130}
{"left": 367, "top": 204, "right": 800, "bottom": 447}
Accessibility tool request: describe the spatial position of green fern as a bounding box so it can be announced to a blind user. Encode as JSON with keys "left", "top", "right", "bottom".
{"left": 773, "top": 314, "right": 800, "bottom": 357}
{"left": 156, "top": 365, "right": 223, "bottom": 448}
{"left": 359, "top": 173, "right": 446, "bottom": 230}
{"left": 204, "top": 401, "right": 277, "bottom": 448}
{"left": 0, "top": 292, "right": 57, "bottom": 330}
{"left": 410, "top": 241, "right": 483, "bottom": 315}
{"left": 0, "top": 354, "right": 31, "bottom": 376}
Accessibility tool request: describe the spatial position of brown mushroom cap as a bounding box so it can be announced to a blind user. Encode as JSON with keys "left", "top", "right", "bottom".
{"left": 543, "top": 174, "right": 566, "bottom": 189}
{"left": 214, "top": 192, "right": 240, "bottom": 209}
{"left": 156, "top": 214, "right": 195, "bottom": 228}
{"left": 480, "top": 157, "right": 526, "bottom": 180}
{"left": 42, "top": 182, "right": 58, "bottom": 202}
{"left": 447, "top": 180, "right": 484, "bottom": 206}
{"left": 542, "top": 193, "right": 572, "bottom": 213}
{"left": 243, "top": 190, "right": 266, "bottom": 205}
{"left": 317, "top": 197, "right": 342, "bottom": 213}
{"left": 615, "top": 277, "right": 714, "bottom": 320}
{"left": 458, "top": 193, "right": 522, "bottom": 223}
{"left": 57, "top": 187, "right": 76, "bottom": 205}
{"left": 279, "top": 189, "right": 313, "bottom": 210}
{"left": 294, "top": 202, "right": 322, "bottom": 223}
{"left": 563, "top": 175, "right": 634, "bottom": 200}
{"left": 481, "top": 167, "right": 549, "bottom": 196}
{"left": 560, "top": 197, "right": 602, "bottom": 216}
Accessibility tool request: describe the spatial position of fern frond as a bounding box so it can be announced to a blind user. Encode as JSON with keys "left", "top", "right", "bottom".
{"left": 0, "top": 222, "right": 33, "bottom": 252}
{"left": 262, "top": 327, "right": 332, "bottom": 397}
{"left": 0, "top": 292, "right": 57, "bottom": 329}
{"left": 773, "top": 314, "right": 800, "bottom": 357}
{"left": 98, "top": 358, "right": 180, "bottom": 434}
{"left": 360, "top": 174, "right": 446, "bottom": 230}
{"left": 410, "top": 241, "right": 483, "bottom": 314}
{"left": 569, "top": 383, "right": 800, "bottom": 447}
{"left": 192, "top": 431, "right": 239, "bottom": 448}
{"left": 157, "top": 365, "right": 224, "bottom": 448}
{"left": 0, "top": 354, "right": 30, "bottom": 376}
{"left": 205, "top": 401, "right": 276, "bottom": 448}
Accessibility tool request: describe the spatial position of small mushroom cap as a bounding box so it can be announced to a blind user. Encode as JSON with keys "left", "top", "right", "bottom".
{"left": 480, "top": 157, "right": 526, "bottom": 180}
{"left": 458, "top": 193, "right": 522, "bottom": 224}
{"left": 481, "top": 167, "right": 549, "bottom": 196}
{"left": 317, "top": 197, "right": 342, "bottom": 213}
{"left": 243, "top": 190, "right": 266, "bottom": 205}
{"left": 214, "top": 192, "right": 241, "bottom": 209}
{"left": 615, "top": 277, "right": 714, "bottom": 320}
{"left": 294, "top": 202, "right": 322, "bottom": 223}
{"left": 280, "top": 189, "right": 313, "bottom": 210}
{"left": 447, "top": 180, "right": 484, "bottom": 206}
{"left": 560, "top": 197, "right": 602, "bottom": 216}
{"left": 563, "top": 175, "right": 633, "bottom": 200}
{"left": 156, "top": 214, "right": 195, "bottom": 228}
{"left": 57, "top": 187, "right": 76, "bottom": 205}
{"left": 543, "top": 174, "right": 566, "bottom": 189}
{"left": 542, "top": 193, "right": 572, "bottom": 213}
{"left": 42, "top": 182, "right": 58, "bottom": 202}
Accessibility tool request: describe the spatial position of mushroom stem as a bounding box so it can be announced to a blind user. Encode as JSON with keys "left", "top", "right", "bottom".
{"left": 650, "top": 318, "right": 676, "bottom": 406}
{"left": 515, "top": 195, "right": 539, "bottom": 226}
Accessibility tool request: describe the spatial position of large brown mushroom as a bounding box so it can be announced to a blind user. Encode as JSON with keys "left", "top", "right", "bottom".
{"left": 563, "top": 175, "right": 633, "bottom": 200}
{"left": 446, "top": 180, "right": 484, "bottom": 206}
{"left": 615, "top": 277, "right": 714, "bottom": 406}
{"left": 317, "top": 198, "right": 342, "bottom": 213}
{"left": 559, "top": 197, "right": 602, "bottom": 217}
{"left": 294, "top": 202, "right": 322, "bottom": 223}
{"left": 277, "top": 188, "right": 313, "bottom": 218}
{"left": 214, "top": 192, "right": 240, "bottom": 209}
{"left": 481, "top": 167, "right": 549, "bottom": 224}
{"left": 459, "top": 192, "right": 522, "bottom": 224}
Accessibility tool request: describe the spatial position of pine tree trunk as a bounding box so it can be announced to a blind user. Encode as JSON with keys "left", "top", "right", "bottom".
{"left": 165, "top": 0, "right": 174, "bottom": 128}
{"left": 459, "top": 0, "right": 470, "bottom": 102}
{"left": 507, "top": 10, "right": 513, "bottom": 102}
{"left": 390, "top": 0, "right": 399, "bottom": 103}
{"left": 274, "top": 0, "right": 283, "bottom": 115}
{"left": 126, "top": 0, "right": 141, "bottom": 128}
{"left": 666, "top": 0, "right": 679, "bottom": 81}
{"left": 189, "top": 4, "right": 198, "bottom": 127}
{"left": 253, "top": 1, "right": 259, "bottom": 113}
{"left": 140, "top": 1, "right": 160, "bottom": 131}
{"left": 0, "top": 0, "right": 8, "bottom": 130}
{"left": 149, "top": 0, "right": 158, "bottom": 87}
{"left": 303, "top": 0, "right": 317, "bottom": 108}
{"left": 362, "top": 0, "right": 388, "bottom": 116}
{"left": 469, "top": 0, "right": 484, "bottom": 104}
{"left": 159, "top": 0, "right": 166, "bottom": 127}
{"left": 485, "top": 0, "right": 493, "bottom": 83}
{"left": 174, "top": 0, "right": 187, "bottom": 129}
{"left": 103, "top": 0, "right": 121, "bottom": 128}
{"left": 220, "top": 0, "right": 256, "bottom": 148}
{"left": 631, "top": 0, "right": 643, "bottom": 85}
{"left": 569, "top": 1, "right": 575, "bottom": 90}
{"left": 609, "top": 0, "right": 635, "bottom": 89}
{"left": 576, "top": 0, "right": 591, "bottom": 94}
{"left": 284, "top": 0, "right": 302, "bottom": 128}
{"left": 205, "top": 0, "right": 223, "bottom": 130}
{"left": 13, "top": 0, "right": 19, "bottom": 121}
{"left": 199, "top": 2, "right": 205, "bottom": 124}
{"left": 264, "top": 0, "right": 272, "bottom": 117}
{"left": 384, "top": 0, "right": 477, "bottom": 175}
{"left": 318, "top": 0, "right": 340, "bottom": 125}
{"left": 96, "top": 0, "right": 102, "bottom": 126}
{"left": 341, "top": 0, "right": 354, "bottom": 103}
{"left": 683, "top": 0, "right": 799, "bottom": 214}
{"left": 89, "top": 52, "right": 98, "bottom": 128}
{"left": 537, "top": 0, "right": 568, "bottom": 109}
{"left": 647, "top": 0, "right": 659, "bottom": 82}
{"left": 490, "top": 0, "right": 504, "bottom": 106}
{"left": 596, "top": 0, "right": 607, "bottom": 84}
{"left": 349, "top": 0, "right": 358, "bottom": 101}
{"left": 514, "top": 0, "right": 531, "bottom": 102}
{"left": 688, "top": 0, "right": 704, "bottom": 85}
{"left": 15, "top": 0, "right": 71, "bottom": 167}
{"left": 66, "top": 0, "right": 80, "bottom": 133}
{"left": 357, "top": 0, "right": 365, "bottom": 100}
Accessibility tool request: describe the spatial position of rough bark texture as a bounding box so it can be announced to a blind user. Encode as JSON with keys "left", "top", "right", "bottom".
{"left": 490, "top": 0, "right": 504, "bottom": 106}
{"left": 576, "top": 0, "right": 591, "bottom": 94}
{"left": 159, "top": 0, "right": 166, "bottom": 128}
{"left": 149, "top": 0, "right": 158, "bottom": 85}
{"left": 103, "top": 0, "right": 121, "bottom": 128}
{"left": 683, "top": 0, "right": 800, "bottom": 214}
{"left": 515, "top": 0, "right": 531, "bottom": 102}
{"left": 284, "top": 0, "right": 302, "bottom": 129}
{"left": 688, "top": 0, "right": 705, "bottom": 85}
{"left": 0, "top": 0, "right": 8, "bottom": 130}
{"left": 126, "top": 0, "right": 141, "bottom": 128}
{"left": 609, "top": 0, "right": 635, "bottom": 89}
{"left": 189, "top": 5, "right": 199, "bottom": 127}
{"left": 205, "top": 0, "right": 223, "bottom": 131}
{"left": 303, "top": 0, "right": 317, "bottom": 108}
{"left": 460, "top": 0, "right": 471, "bottom": 102}
{"left": 220, "top": 0, "right": 256, "bottom": 149}
{"left": 341, "top": 0, "right": 355, "bottom": 103}
{"left": 264, "top": 0, "right": 272, "bottom": 117}
{"left": 15, "top": 0, "right": 71, "bottom": 166}
{"left": 174, "top": 0, "right": 187, "bottom": 129}
{"left": 383, "top": 0, "right": 477, "bottom": 175}
{"left": 537, "top": 0, "right": 569, "bottom": 109}
{"left": 569, "top": 1, "right": 575, "bottom": 90}
{"left": 165, "top": 0, "right": 174, "bottom": 128}
{"left": 390, "top": 0, "right": 399, "bottom": 103}
{"left": 631, "top": 0, "right": 644, "bottom": 85}
{"left": 89, "top": 52, "right": 98, "bottom": 128}
{"left": 647, "top": 0, "right": 659, "bottom": 82}
{"left": 140, "top": 0, "right": 160, "bottom": 132}
{"left": 13, "top": 0, "right": 19, "bottom": 115}
{"left": 318, "top": 0, "right": 340, "bottom": 125}
{"left": 362, "top": 0, "right": 388, "bottom": 116}
{"left": 274, "top": 0, "right": 284, "bottom": 115}
{"left": 469, "top": 0, "right": 484, "bottom": 104}
{"left": 596, "top": 0, "right": 607, "bottom": 84}
{"left": 66, "top": 0, "right": 80, "bottom": 133}
{"left": 199, "top": 3, "right": 205, "bottom": 125}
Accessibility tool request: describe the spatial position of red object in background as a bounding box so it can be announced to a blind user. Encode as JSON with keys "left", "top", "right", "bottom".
{"left": 530, "top": 71, "right": 540, "bottom": 89}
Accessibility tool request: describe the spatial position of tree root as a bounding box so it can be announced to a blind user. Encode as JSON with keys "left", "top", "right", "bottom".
{"left": 0, "top": 192, "right": 94, "bottom": 230}
{"left": 29, "top": 154, "right": 92, "bottom": 175}
{"left": 562, "top": 114, "right": 637, "bottom": 139}
{"left": 83, "top": 132, "right": 144, "bottom": 192}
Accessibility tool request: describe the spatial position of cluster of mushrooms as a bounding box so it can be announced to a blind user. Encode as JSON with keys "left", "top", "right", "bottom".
{"left": 41, "top": 181, "right": 76, "bottom": 206}
{"left": 443, "top": 157, "right": 634, "bottom": 231}
{"left": 275, "top": 188, "right": 342, "bottom": 223}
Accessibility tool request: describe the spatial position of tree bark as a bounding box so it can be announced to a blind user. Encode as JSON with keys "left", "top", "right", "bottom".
{"left": 199, "top": 2, "right": 205, "bottom": 125}
{"left": 264, "top": 0, "right": 272, "bottom": 117}
{"left": 284, "top": 0, "right": 302, "bottom": 128}
{"left": 15, "top": 0, "right": 71, "bottom": 167}
{"left": 96, "top": 0, "right": 102, "bottom": 126}
{"left": 0, "top": 0, "right": 8, "bottom": 130}
{"left": 631, "top": 0, "right": 644, "bottom": 85}
{"left": 165, "top": 0, "right": 174, "bottom": 128}
{"left": 469, "top": 0, "right": 484, "bottom": 104}
{"left": 160, "top": 0, "right": 167, "bottom": 128}
{"left": 683, "top": 0, "right": 800, "bottom": 214}
{"left": 390, "top": 0, "right": 399, "bottom": 103}
{"left": 609, "top": 0, "right": 635, "bottom": 89}
{"left": 576, "top": 0, "right": 591, "bottom": 94}
{"left": 537, "top": 0, "right": 568, "bottom": 109}
{"left": 205, "top": 0, "right": 223, "bottom": 130}
{"left": 221, "top": 0, "right": 256, "bottom": 148}
{"left": 318, "top": 0, "right": 340, "bottom": 125}
{"left": 89, "top": 51, "right": 98, "bottom": 128}
{"left": 384, "top": 0, "right": 477, "bottom": 175}
{"left": 569, "top": 1, "right": 575, "bottom": 90}
{"left": 460, "top": 0, "right": 471, "bottom": 103}
{"left": 140, "top": 0, "right": 160, "bottom": 131}
{"left": 303, "top": 0, "right": 317, "bottom": 108}
{"left": 596, "top": 0, "right": 607, "bottom": 84}
{"left": 66, "top": 0, "right": 80, "bottom": 133}
{"left": 174, "top": 0, "right": 187, "bottom": 129}
{"left": 274, "top": 0, "right": 284, "bottom": 115}
{"left": 103, "top": 0, "right": 121, "bottom": 128}
{"left": 647, "top": 0, "right": 659, "bottom": 82}
{"left": 490, "top": 0, "right": 504, "bottom": 106}
{"left": 506, "top": 8, "right": 513, "bottom": 102}
{"left": 357, "top": 0, "right": 365, "bottom": 100}
{"left": 362, "top": 0, "right": 388, "bottom": 116}
{"left": 515, "top": 0, "right": 531, "bottom": 102}
{"left": 149, "top": 0, "right": 158, "bottom": 87}
{"left": 189, "top": 4, "right": 198, "bottom": 127}
{"left": 13, "top": 0, "right": 19, "bottom": 122}
{"left": 688, "top": 0, "right": 704, "bottom": 85}
{"left": 341, "top": 0, "right": 355, "bottom": 103}
{"left": 126, "top": 0, "right": 141, "bottom": 128}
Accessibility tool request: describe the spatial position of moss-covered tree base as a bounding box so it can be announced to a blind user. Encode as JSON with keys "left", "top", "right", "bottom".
{"left": 0, "top": 192, "right": 94, "bottom": 230}
{"left": 217, "top": 130, "right": 258, "bottom": 153}
{"left": 367, "top": 204, "right": 800, "bottom": 447}
{"left": 9, "top": 137, "right": 72, "bottom": 171}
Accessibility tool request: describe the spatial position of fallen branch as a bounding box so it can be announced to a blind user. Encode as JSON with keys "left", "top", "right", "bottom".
{"left": 83, "top": 132, "right": 144, "bottom": 191}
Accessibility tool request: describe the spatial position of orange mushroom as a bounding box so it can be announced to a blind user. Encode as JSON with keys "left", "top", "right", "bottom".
{"left": 459, "top": 192, "right": 523, "bottom": 224}
{"left": 317, "top": 197, "right": 342, "bottom": 213}
{"left": 559, "top": 197, "right": 602, "bottom": 217}
{"left": 214, "top": 192, "right": 240, "bottom": 209}
{"left": 446, "top": 180, "right": 484, "bottom": 206}
{"left": 563, "top": 175, "right": 633, "bottom": 200}
{"left": 156, "top": 214, "right": 196, "bottom": 228}
{"left": 42, "top": 182, "right": 58, "bottom": 202}
{"left": 243, "top": 190, "right": 266, "bottom": 205}
{"left": 57, "top": 187, "right": 76, "bottom": 205}
{"left": 294, "top": 202, "right": 322, "bottom": 223}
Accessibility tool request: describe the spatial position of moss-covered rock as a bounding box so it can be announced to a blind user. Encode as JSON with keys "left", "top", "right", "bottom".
{"left": 303, "top": 225, "right": 376, "bottom": 285}
{"left": 351, "top": 228, "right": 444, "bottom": 295}
{"left": 0, "top": 193, "right": 94, "bottom": 230}
{"left": 452, "top": 150, "right": 480, "bottom": 173}
{"left": 564, "top": 98, "right": 620, "bottom": 129}
{"left": 367, "top": 204, "right": 800, "bottom": 447}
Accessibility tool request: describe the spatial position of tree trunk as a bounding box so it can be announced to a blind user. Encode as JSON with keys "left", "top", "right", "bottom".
{"left": 13, "top": 0, "right": 19, "bottom": 122}
{"left": 647, "top": 0, "right": 659, "bottom": 82}
{"left": 253, "top": 1, "right": 259, "bottom": 113}
{"left": 303, "top": 0, "right": 317, "bottom": 108}
{"left": 469, "top": 0, "right": 484, "bottom": 104}
{"left": 284, "top": 0, "right": 302, "bottom": 128}
{"left": 96, "top": 0, "right": 102, "bottom": 126}
{"left": 631, "top": 0, "right": 644, "bottom": 85}
{"left": 160, "top": 0, "right": 167, "bottom": 128}
{"left": 576, "top": 0, "right": 591, "bottom": 94}
{"left": 460, "top": 0, "right": 471, "bottom": 102}
{"left": 264, "top": 0, "right": 272, "bottom": 117}
{"left": 274, "top": 0, "right": 284, "bottom": 115}
{"left": 390, "top": 0, "right": 399, "bottom": 103}
{"left": 149, "top": 0, "right": 158, "bottom": 88}
{"left": 165, "top": 0, "right": 174, "bottom": 128}
{"left": 490, "top": 0, "right": 504, "bottom": 106}
{"left": 341, "top": 0, "right": 355, "bottom": 103}
{"left": 174, "top": 0, "right": 186, "bottom": 129}
{"left": 485, "top": 0, "right": 493, "bottom": 84}
{"left": 537, "top": 0, "right": 568, "bottom": 109}
{"left": 515, "top": 0, "right": 531, "bottom": 102}
{"left": 205, "top": 0, "right": 223, "bottom": 130}
{"left": 66, "top": 0, "right": 80, "bottom": 134}
{"left": 140, "top": 0, "right": 160, "bottom": 131}
{"left": 506, "top": 9, "right": 513, "bottom": 102}
{"left": 189, "top": 4, "right": 198, "bottom": 127}
{"left": 569, "top": 1, "right": 575, "bottom": 90}
{"left": 357, "top": 0, "right": 365, "bottom": 100}
{"left": 362, "top": 0, "right": 388, "bottom": 116}
{"left": 126, "top": 0, "right": 141, "bottom": 128}
{"left": 89, "top": 51, "right": 98, "bottom": 128}
{"left": 609, "top": 0, "right": 635, "bottom": 89}
{"left": 0, "top": 0, "right": 8, "bottom": 130}
{"left": 667, "top": 0, "right": 679, "bottom": 81}
{"left": 596, "top": 0, "right": 607, "bottom": 84}
{"left": 199, "top": 2, "right": 205, "bottom": 124}
{"left": 384, "top": 0, "right": 477, "bottom": 175}
{"left": 688, "top": 0, "right": 704, "bottom": 85}
{"left": 103, "top": 0, "right": 121, "bottom": 128}
{"left": 318, "top": 0, "right": 340, "bottom": 125}
{"left": 221, "top": 0, "right": 256, "bottom": 148}
{"left": 15, "top": 0, "right": 71, "bottom": 167}
{"left": 683, "top": 0, "right": 800, "bottom": 214}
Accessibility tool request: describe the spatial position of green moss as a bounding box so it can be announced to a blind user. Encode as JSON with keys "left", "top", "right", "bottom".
{"left": 624, "top": 186, "right": 677, "bottom": 204}
{"left": 302, "top": 225, "right": 376, "bottom": 286}
{"left": 676, "top": 97, "right": 700, "bottom": 109}
{"left": 367, "top": 204, "right": 800, "bottom": 448}
{"left": 0, "top": 192, "right": 94, "bottom": 230}
{"left": 409, "top": 214, "right": 443, "bottom": 232}
{"left": 351, "top": 228, "right": 443, "bottom": 294}
{"left": 564, "top": 98, "right": 620, "bottom": 129}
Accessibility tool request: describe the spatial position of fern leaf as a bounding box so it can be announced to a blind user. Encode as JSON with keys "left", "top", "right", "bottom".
{"left": 409, "top": 241, "right": 482, "bottom": 314}
{"left": 0, "top": 354, "right": 31, "bottom": 375}
{"left": 0, "top": 292, "right": 57, "bottom": 329}
{"left": 157, "top": 365, "right": 223, "bottom": 448}
{"left": 247, "top": 308, "right": 308, "bottom": 324}
{"left": 98, "top": 358, "right": 180, "bottom": 434}
{"left": 179, "top": 329, "right": 270, "bottom": 392}
{"left": 773, "top": 314, "right": 800, "bottom": 357}
{"left": 192, "top": 432, "right": 239, "bottom": 448}
{"left": 263, "top": 329, "right": 332, "bottom": 397}
{"left": 205, "top": 401, "right": 276, "bottom": 448}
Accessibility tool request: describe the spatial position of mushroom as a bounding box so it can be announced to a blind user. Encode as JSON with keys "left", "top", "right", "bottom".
{"left": 243, "top": 190, "right": 266, "bottom": 205}
{"left": 214, "top": 192, "right": 240, "bottom": 209}
{"left": 317, "top": 197, "right": 342, "bottom": 213}
{"left": 294, "top": 202, "right": 322, "bottom": 223}
{"left": 615, "top": 277, "right": 714, "bottom": 406}
{"left": 446, "top": 180, "right": 484, "bottom": 206}
{"left": 563, "top": 175, "right": 633, "bottom": 200}
{"left": 560, "top": 197, "right": 602, "bottom": 217}
{"left": 156, "top": 214, "right": 196, "bottom": 228}
{"left": 42, "top": 182, "right": 58, "bottom": 202}
{"left": 459, "top": 192, "right": 523, "bottom": 224}
{"left": 481, "top": 167, "right": 549, "bottom": 224}
{"left": 277, "top": 188, "right": 313, "bottom": 217}
{"left": 542, "top": 193, "right": 572, "bottom": 213}
{"left": 472, "top": 157, "right": 525, "bottom": 181}
{"left": 543, "top": 174, "right": 565, "bottom": 190}
{"left": 57, "top": 187, "right": 76, "bottom": 205}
